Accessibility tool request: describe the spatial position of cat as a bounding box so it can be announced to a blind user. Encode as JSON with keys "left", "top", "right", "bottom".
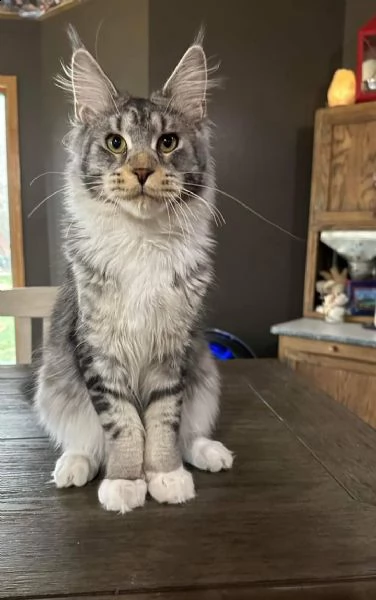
{"left": 35, "top": 27, "right": 233, "bottom": 513}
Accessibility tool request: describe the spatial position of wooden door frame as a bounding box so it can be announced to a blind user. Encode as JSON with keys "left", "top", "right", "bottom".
{"left": 0, "top": 76, "right": 24, "bottom": 288}
{"left": 0, "top": 76, "right": 25, "bottom": 363}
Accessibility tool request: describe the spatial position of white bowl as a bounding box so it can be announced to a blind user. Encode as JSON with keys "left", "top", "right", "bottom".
{"left": 321, "top": 231, "right": 376, "bottom": 262}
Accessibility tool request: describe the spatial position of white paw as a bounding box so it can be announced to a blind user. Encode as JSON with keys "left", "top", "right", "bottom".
{"left": 53, "top": 453, "right": 95, "bottom": 488}
{"left": 98, "top": 478, "right": 147, "bottom": 514}
{"left": 187, "top": 437, "right": 234, "bottom": 472}
{"left": 147, "top": 465, "right": 195, "bottom": 504}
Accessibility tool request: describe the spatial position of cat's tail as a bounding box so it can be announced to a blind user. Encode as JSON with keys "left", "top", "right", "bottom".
{"left": 22, "top": 348, "right": 42, "bottom": 404}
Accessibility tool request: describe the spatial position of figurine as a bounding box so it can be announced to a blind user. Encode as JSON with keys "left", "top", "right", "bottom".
{"left": 316, "top": 267, "right": 348, "bottom": 324}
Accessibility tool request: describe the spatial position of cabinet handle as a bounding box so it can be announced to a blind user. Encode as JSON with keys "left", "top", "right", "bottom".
{"left": 329, "top": 344, "right": 339, "bottom": 353}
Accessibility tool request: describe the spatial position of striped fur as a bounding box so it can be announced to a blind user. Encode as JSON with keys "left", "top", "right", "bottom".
{"left": 35, "top": 29, "right": 233, "bottom": 513}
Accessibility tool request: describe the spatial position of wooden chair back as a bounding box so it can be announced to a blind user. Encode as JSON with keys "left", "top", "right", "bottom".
{"left": 0, "top": 287, "right": 57, "bottom": 364}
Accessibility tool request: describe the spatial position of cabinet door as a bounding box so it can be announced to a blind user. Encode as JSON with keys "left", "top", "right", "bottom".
{"left": 310, "top": 103, "right": 376, "bottom": 228}
{"left": 278, "top": 336, "right": 376, "bottom": 428}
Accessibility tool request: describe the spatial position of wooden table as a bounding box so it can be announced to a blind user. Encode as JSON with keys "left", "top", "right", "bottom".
{"left": 2, "top": 360, "right": 376, "bottom": 599}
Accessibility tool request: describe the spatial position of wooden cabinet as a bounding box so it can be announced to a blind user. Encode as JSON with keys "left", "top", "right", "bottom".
{"left": 274, "top": 103, "right": 376, "bottom": 429}
{"left": 310, "top": 102, "right": 376, "bottom": 228}
{"left": 279, "top": 335, "right": 376, "bottom": 428}
{"left": 304, "top": 102, "right": 376, "bottom": 322}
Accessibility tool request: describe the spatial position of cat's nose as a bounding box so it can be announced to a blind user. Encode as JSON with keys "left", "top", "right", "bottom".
{"left": 133, "top": 168, "right": 153, "bottom": 185}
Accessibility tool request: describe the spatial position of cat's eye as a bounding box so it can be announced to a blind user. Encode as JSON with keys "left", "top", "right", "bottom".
{"left": 157, "top": 133, "right": 179, "bottom": 154}
{"left": 106, "top": 134, "right": 127, "bottom": 154}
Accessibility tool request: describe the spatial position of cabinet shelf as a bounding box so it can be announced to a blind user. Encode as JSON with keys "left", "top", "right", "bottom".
{"left": 304, "top": 101, "right": 376, "bottom": 324}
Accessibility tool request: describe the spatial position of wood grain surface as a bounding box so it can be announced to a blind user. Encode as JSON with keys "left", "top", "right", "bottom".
{"left": 303, "top": 103, "right": 376, "bottom": 323}
{"left": 279, "top": 335, "right": 376, "bottom": 428}
{"left": 2, "top": 360, "right": 376, "bottom": 599}
{"left": 310, "top": 103, "right": 376, "bottom": 221}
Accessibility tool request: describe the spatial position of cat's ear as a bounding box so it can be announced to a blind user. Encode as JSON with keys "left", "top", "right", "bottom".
{"left": 162, "top": 43, "right": 208, "bottom": 122}
{"left": 57, "top": 26, "right": 118, "bottom": 124}
{"left": 71, "top": 48, "right": 118, "bottom": 123}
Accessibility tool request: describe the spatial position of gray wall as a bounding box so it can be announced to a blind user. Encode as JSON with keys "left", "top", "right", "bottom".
{"left": 343, "top": 0, "right": 376, "bottom": 69}
{"left": 3, "top": 0, "right": 345, "bottom": 355}
{"left": 150, "top": 0, "right": 345, "bottom": 356}
{"left": 0, "top": 19, "right": 49, "bottom": 286}
{"left": 41, "top": 0, "right": 149, "bottom": 283}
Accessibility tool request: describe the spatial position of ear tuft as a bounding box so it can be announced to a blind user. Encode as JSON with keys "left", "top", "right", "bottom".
{"left": 55, "top": 26, "right": 118, "bottom": 124}
{"left": 67, "top": 24, "right": 83, "bottom": 52}
{"left": 162, "top": 45, "right": 207, "bottom": 122}
{"left": 153, "top": 32, "right": 219, "bottom": 122}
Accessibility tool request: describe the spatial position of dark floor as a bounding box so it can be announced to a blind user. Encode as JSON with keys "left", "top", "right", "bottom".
{"left": 2, "top": 360, "right": 376, "bottom": 599}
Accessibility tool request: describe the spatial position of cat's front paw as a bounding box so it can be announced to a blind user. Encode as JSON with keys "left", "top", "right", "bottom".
{"left": 187, "top": 438, "right": 234, "bottom": 472}
{"left": 147, "top": 465, "right": 195, "bottom": 504}
{"left": 98, "top": 478, "right": 147, "bottom": 513}
{"left": 53, "top": 453, "right": 96, "bottom": 488}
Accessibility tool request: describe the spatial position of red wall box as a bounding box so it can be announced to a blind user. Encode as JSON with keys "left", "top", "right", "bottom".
{"left": 357, "top": 16, "right": 376, "bottom": 103}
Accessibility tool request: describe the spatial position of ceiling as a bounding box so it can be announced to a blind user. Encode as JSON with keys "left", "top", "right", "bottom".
{"left": 0, "top": 0, "right": 82, "bottom": 19}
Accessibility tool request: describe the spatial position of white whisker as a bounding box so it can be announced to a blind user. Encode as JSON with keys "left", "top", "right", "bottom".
{"left": 178, "top": 194, "right": 199, "bottom": 223}
{"left": 181, "top": 187, "right": 225, "bottom": 227}
{"left": 174, "top": 197, "right": 194, "bottom": 235}
{"left": 163, "top": 197, "right": 172, "bottom": 240}
{"left": 166, "top": 194, "right": 188, "bottom": 245}
{"left": 30, "top": 171, "right": 65, "bottom": 186}
{"left": 28, "top": 185, "right": 71, "bottom": 219}
{"left": 186, "top": 182, "right": 304, "bottom": 241}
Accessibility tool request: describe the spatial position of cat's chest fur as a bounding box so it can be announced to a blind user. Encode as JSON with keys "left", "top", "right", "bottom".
{"left": 75, "top": 231, "right": 201, "bottom": 365}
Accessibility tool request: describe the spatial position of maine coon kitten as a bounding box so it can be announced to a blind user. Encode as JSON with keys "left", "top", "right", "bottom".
{"left": 35, "top": 28, "right": 233, "bottom": 513}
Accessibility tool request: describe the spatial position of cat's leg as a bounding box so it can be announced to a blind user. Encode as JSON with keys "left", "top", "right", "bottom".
{"left": 86, "top": 361, "right": 146, "bottom": 514}
{"left": 180, "top": 345, "right": 234, "bottom": 472}
{"left": 35, "top": 360, "right": 104, "bottom": 488}
{"left": 143, "top": 362, "right": 195, "bottom": 504}
{"left": 97, "top": 399, "right": 146, "bottom": 514}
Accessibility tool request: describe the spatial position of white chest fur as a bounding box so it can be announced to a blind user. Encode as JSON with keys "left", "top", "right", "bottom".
{"left": 76, "top": 224, "right": 205, "bottom": 371}
{"left": 66, "top": 187, "right": 213, "bottom": 377}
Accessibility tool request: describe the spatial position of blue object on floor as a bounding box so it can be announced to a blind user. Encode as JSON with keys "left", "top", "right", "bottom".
{"left": 205, "top": 328, "right": 256, "bottom": 360}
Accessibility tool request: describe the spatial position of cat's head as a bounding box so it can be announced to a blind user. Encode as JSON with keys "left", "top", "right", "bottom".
{"left": 60, "top": 27, "right": 217, "bottom": 222}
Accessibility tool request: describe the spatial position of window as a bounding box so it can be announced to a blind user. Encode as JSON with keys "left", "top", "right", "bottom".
{"left": 0, "top": 76, "right": 24, "bottom": 364}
